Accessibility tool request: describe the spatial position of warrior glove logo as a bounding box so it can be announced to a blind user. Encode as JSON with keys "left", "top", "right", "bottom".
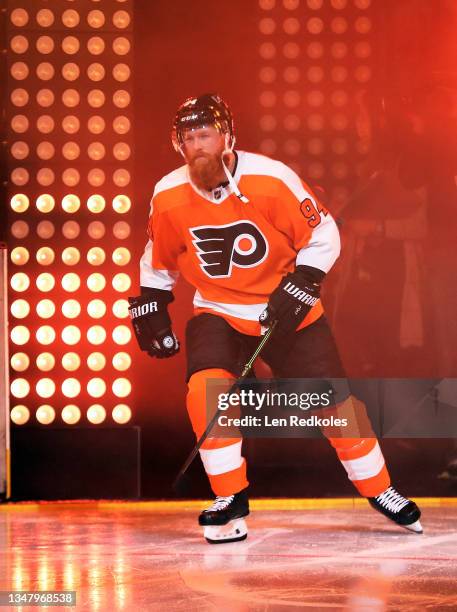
{"left": 190, "top": 220, "right": 269, "bottom": 278}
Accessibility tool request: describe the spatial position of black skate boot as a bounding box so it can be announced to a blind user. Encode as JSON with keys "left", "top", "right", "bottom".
{"left": 368, "top": 486, "right": 422, "bottom": 533}
{"left": 198, "top": 488, "right": 249, "bottom": 544}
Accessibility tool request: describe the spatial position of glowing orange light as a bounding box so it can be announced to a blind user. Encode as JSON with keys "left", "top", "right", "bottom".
{"left": 36, "top": 193, "right": 55, "bottom": 212}
{"left": 61, "top": 378, "right": 81, "bottom": 398}
{"left": 10, "top": 325, "right": 30, "bottom": 345}
{"left": 87, "top": 299, "right": 106, "bottom": 318}
{"left": 112, "top": 325, "right": 131, "bottom": 345}
{"left": 11, "top": 378, "right": 30, "bottom": 398}
{"left": 36, "top": 325, "right": 56, "bottom": 345}
{"left": 36, "top": 378, "right": 55, "bottom": 398}
{"left": 11, "top": 272, "right": 30, "bottom": 292}
{"left": 112, "top": 404, "right": 131, "bottom": 424}
{"left": 87, "top": 404, "right": 106, "bottom": 424}
{"left": 112, "top": 352, "right": 131, "bottom": 371}
{"left": 87, "top": 325, "right": 106, "bottom": 345}
{"left": 112, "top": 273, "right": 131, "bottom": 292}
{"left": 87, "top": 273, "right": 106, "bottom": 292}
{"left": 11, "top": 405, "right": 30, "bottom": 425}
{"left": 87, "top": 247, "right": 105, "bottom": 265}
{"left": 87, "top": 378, "right": 106, "bottom": 398}
{"left": 36, "top": 273, "right": 55, "bottom": 292}
{"left": 87, "top": 194, "right": 105, "bottom": 213}
{"left": 36, "top": 405, "right": 56, "bottom": 425}
{"left": 61, "top": 299, "right": 81, "bottom": 318}
{"left": 36, "top": 299, "right": 55, "bottom": 318}
{"left": 61, "top": 325, "right": 81, "bottom": 346}
{"left": 10, "top": 352, "right": 30, "bottom": 372}
{"left": 62, "top": 194, "right": 80, "bottom": 213}
{"left": 62, "top": 352, "right": 81, "bottom": 372}
{"left": 112, "top": 299, "right": 129, "bottom": 318}
{"left": 10, "top": 193, "right": 29, "bottom": 212}
{"left": 36, "top": 352, "right": 55, "bottom": 372}
{"left": 11, "top": 299, "right": 30, "bottom": 319}
{"left": 36, "top": 247, "right": 55, "bottom": 266}
{"left": 87, "top": 352, "right": 106, "bottom": 371}
{"left": 62, "top": 247, "right": 80, "bottom": 266}
{"left": 62, "top": 272, "right": 81, "bottom": 292}
{"left": 62, "top": 405, "right": 81, "bottom": 425}
{"left": 112, "top": 378, "right": 131, "bottom": 398}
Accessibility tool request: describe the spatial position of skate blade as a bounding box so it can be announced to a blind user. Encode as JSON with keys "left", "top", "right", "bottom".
{"left": 403, "top": 519, "right": 423, "bottom": 534}
{"left": 203, "top": 518, "right": 248, "bottom": 544}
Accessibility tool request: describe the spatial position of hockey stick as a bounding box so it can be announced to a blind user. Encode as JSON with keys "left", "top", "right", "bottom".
{"left": 172, "top": 320, "right": 277, "bottom": 493}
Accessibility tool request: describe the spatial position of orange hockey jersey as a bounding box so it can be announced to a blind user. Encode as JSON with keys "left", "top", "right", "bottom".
{"left": 140, "top": 151, "right": 340, "bottom": 336}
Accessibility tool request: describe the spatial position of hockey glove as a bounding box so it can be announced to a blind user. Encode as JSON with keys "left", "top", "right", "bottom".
{"left": 128, "top": 288, "right": 179, "bottom": 359}
{"left": 259, "top": 265, "right": 324, "bottom": 334}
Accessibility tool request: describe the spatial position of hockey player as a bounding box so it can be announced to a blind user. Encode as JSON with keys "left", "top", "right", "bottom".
{"left": 129, "top": 94, "right": 422, "bottom": 543}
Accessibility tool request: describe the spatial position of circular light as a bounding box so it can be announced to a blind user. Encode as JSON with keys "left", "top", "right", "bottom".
{"left": 112, "top": 378, "right": 131, "bottom": 398}
{"left": 62, "top": 194, "right": 80, "bottom": 213}
{"left": 61, "top": 247, "right": 81, "bottom": 266}
{"left": 36, "top": 325, "right": 56, "bottom": 345}
{"left": 88, "top": 115, "right": 105, "bottom": 134}
{"left": 11, "top": 378, "right": 30, "bottom": 398}
{"left": 87, "top": 404, "right": 106, "bottom": 425}
{"left": 36, "top": 247, "right": 55, "bottom": 266}
{"left": 112, "top": 404, "right": 131, "bottom": 424}
{"left": 87, "top": 273, "right": 106, "bottom": 292}
{"left": 11, "top": 405, "right": 30, "bottom": 425}
{"left": 88, "top": 10, "right": 105, "bottom": 28}
{"left": 36, "top": 405, "right": 56, "bottom": 425}
{"left": 355, "top": 16, "right": 372, "bottom": 34}
{"left": 36, "top": 352, "right": 55, "bottom": 372}
{"left": 36, "top": 194, "right": 55, "bottom": 213}
{"left": 36, "top": 62, "right": 55, "bottom": 80}
{"left": 11, "top": 221, "right": 29, "bottom": 239}
{"left": 87, "top": 352, "right": 106, "bottom": 371}
{"left": 88, "top": 169, "right": 105, "bottom": 187}
{"left": 62, "top": 325, "right": 81, "bottom": 345}
{"left": 11, "top": 324, "right": 30, "bottom": 346}
{"left": 87, "top": 247, "right": 106, "bottom": 265}
{"left": 87, "top": 378, "right": 106, "bottom": 398}
{"left": 11, "top": 325, "right": 30, "bottom": 345}
{"left": 62, "top": 143, "right": 79, "bottom": 163}
{"left": 37, "top": 220, "right": 55, "bottom": 239}
{"left": 112, "top": 325, "right": 131, "bottom": 345}
{"left": 112, "top": 274, "right": 131, "bottom": 293}
{"left": 87, "top": 36, "right": 105, "bottom": 55}
{"left": 87, "top": 141, "right": 105, "bottom": 161}
{"left": 113, "top": 89, "right": 130, "bottom": 108}
{"left": 62, "top": 168, "right": 80, "bottom": 187}
{"left": 36, "top": 35, "right": 54, "bottom": 54}
{"left": 88, "top": 89, "right": 105, "bottom": 108}
{"left": 36, "top": 299, "right": 55, "bottom": 318}
{"left": 11, "top": 141, "right": 29, "bottom": 159}
{"left": 36, "top": 378, "right": 55, "bottom": 398}
{"left": 113, "top": 10, "right": 130, "bottom": 28}
{"left": 62, "top": 115, "right": 80, "bottom": 134}
{"left": 11, "top": 272, "right": 30, "bottom": 292}
{"left": 87, "top": 194, "right": 105, "bottom": 213}
{"left": 10, "top": 246, "right": 29, "bottom": 266}
{"left": 62, "top": 89, "right": 80, "bottom": 107}
{"left": 61, "top": 299, "right": 81, "bottom": 318}
{"left": 11, "top": 299, "right": 30, "bottom": 319}
{"left": 36, "top": 8, "right": 55, "bottom": 27}
{"left": 62, "top": 378, "right": 81, "bottom": 398}
{"left": 87, "top": 62, "right": 105, "bottom": 82}
{"left": 62, "top": 36, "right": 80, "bottom": 54}
{"left": 37, "top": 141, "right": 55, "bottom": 160}
{"left": 36, "top": 273, "right": 55, "bottom": 292}
{"left": 11, "top": 88, "right": 29, "bottom": 107}
{"left": 62, "top": 273, "right": 81, "bottom": 292}
{"left": 11, "top": 167, "right": 29, "bottom": 186}
{"left": 112, "top": 352, "right": 131, "bottom": 371}
{"left": 62, "top": 63, "right": 80, "bottom": 84}
{"left": 87, "top": 325, "right": 106, "bottom": 345}
{"left": 62, "top": 221, "right": 80, "bottom": 239}
{"left": 113, "top": 37, "right": 130, "bottom": 55}
{"left": 113, "top": 115, "right": 131, "bottom": 134}
{"left": 11, "top": 35, "right": 29, "bottom": 53}
{"left": 62, "top": 352, "right": 81, "bottom": 371}
{"left": 62, "top": 9, "right": 80, "bottom": 28}
{"left": 87, "top": 221, "right": 105, "bottom": 239}
{"left": 11, "top": 352, "right": 30, "bottom": 372}
{"left": 37, "top": 168, "right": 55, "bottom": 187}
{"left": 62, "top": 405, "right": 81, "bottom": 425}
{"left": 10, "top": 193, "right": 29, "bottom": 213}
{"left": 114, "top": 169, "right": 131, "bottom": 188}
{"left": 36, "top": 115, "right": 54, "bottom": 134}
{"left": 112, "top": 299, "right": 129, "bottom": 318}
{"left": 112, "top": 194, "right": 131, "bottom": 213}
{"left": 11, "top": 61, "right": 29, "bottom": 80}
{"left": 87, "top": 299, "right": 106, "bottom": 318}
{"left": 36, "top": 89, "right": 55, "bottom": 107}
{"left": 113, "top": 63, "right": 130, "bottom": 82}
{"left": 113, "top": 221, "right": 130, "bottom": 239}
{"left": 10, "top": 9, "right": 29, "bottom": 27}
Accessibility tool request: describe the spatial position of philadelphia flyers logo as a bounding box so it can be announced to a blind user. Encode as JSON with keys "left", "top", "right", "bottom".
{"left": 190, "top": 221, "right": 269, "bottom": 278}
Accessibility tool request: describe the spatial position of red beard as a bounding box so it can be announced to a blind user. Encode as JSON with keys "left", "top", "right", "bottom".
{"left": 188, "top": 152, "right": 224, "bottom": 191}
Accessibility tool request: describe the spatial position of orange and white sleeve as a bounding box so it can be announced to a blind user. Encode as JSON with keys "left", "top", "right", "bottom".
{"left": 272, "top": 163, "right": 341, "bottom": 273}
{"left": 139, "top": 192, "right": 181, "bottom": 291}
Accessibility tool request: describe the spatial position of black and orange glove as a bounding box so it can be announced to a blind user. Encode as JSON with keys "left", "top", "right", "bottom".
{"left": 259, "top": 265, "right": 324, "bottom": 334}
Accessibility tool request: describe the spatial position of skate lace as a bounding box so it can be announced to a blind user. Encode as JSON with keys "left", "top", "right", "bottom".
{"left": 207, "top": 495, "right": 234, "bottom": 512}
{"left": 375, "top": 486, "right": 409, "bottom": 513}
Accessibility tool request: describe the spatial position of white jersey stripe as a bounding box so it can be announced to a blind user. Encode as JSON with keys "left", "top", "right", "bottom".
{"left": 340, "top": 441, "right": 385, "bottom": 482}
{"left": 194, "top": 291, "right": 267, "bottom": 321}
{"left": 199, "top": 441, "right": 243, "bottom": 476}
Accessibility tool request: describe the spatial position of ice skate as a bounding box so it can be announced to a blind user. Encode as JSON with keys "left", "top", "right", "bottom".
{"left": 368, "top": 485, "right": 422, "bottom": 533}
{"left": 198, "top": 488, "right": 249, "bottom": 544}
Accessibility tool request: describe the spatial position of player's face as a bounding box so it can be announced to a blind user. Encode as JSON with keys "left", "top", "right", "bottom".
{"left": 182, "top": 125, "right": 226, "bottom": 190}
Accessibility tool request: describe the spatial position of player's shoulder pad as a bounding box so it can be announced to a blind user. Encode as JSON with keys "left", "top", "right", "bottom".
{"left": 153, "top": 164, "right": 188, "bottom": 197}
{"left": 240, "top": 151, "right": 311, "bottom": 201}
